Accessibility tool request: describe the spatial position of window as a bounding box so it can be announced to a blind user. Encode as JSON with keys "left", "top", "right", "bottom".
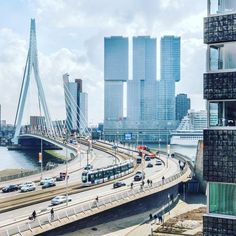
{"left": 209, "top": 182, "right": 236, "bottom": 216}
{"left": 209, "top": 43, "right": 236, "bottom": 71}
{"left": 209, "top": 0, "right": 236, "bottom": 15}
{"left": 209, "top": 101, "right": 236, "bottom": 127}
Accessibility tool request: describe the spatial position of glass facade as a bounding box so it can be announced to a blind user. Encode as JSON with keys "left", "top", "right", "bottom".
{"left": 159, "top": 36, "right": 180, "bottom": 121}
{"left": 104, "top": 37, "right": 128, "bottom": 124}
{"left": 127, "top": 36, "right": 157, "bottom": 122}
{"left": 209, "top": 182, "right": 236, "bottom": 216}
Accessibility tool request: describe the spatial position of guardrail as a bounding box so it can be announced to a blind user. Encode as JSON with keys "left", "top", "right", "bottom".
{"left": 0, "top": 166, "right": 190, "bottom": 236}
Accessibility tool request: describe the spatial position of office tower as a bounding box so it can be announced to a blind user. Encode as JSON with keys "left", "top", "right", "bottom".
{"left": 203, "top": 1, "right": 236, "bottom": 234}
{"left": 159, "top": 36, "right": 180, "bottom": 121}
{"left": 30, "top": 116, "right": 45, "bottom": 128}
{"left": 63, "top": 73, "right": 88, "bottom": 133}
{"left": 176, "top": 93, "right": 191, "bottom": 121}
{"left": 104, "top": 36, "right": 128, "bottom": 121}
{"left": 127, "top": 36, "right": 157, "bottom": 122}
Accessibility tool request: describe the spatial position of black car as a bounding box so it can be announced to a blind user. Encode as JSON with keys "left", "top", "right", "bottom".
{"left": 147, "top": 163, "right": 153, "bottom": 168}
{"left": 145, "top": 156, "right": 151, "bottom": 161}
{"left": 113, "top": 181, "right": 126, "bottom": 188}
{"left": 42, "top": 182, "right": 56, "bottom": 189}
{"left": 2, "top": 185, "right": 19, "bottom": 193}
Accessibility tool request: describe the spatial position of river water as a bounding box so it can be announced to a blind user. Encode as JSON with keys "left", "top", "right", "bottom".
{"left": 0, "top": 144, "right": 197, "bottom": 171}
{"left": 0, "top": 147, "right": 64, "bottom": 171}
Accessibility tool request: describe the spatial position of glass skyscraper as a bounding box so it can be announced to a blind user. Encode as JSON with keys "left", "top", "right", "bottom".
{"left": 203, "top": 0, "right": 236, "bottom": 234}
{"left": 63, "top": 73, "right": 88, "bottom": 133}
{"left": 176, "top": 93, "right": 191, "bottom": 122}
{"left": 159, "top": 36, "right": 180, "bottom": 121}
{"left": 127, "top": 36, "right": 157, "bottom": 122}
{"left": 104, "top": 36, "right": 128, "bottom": 123}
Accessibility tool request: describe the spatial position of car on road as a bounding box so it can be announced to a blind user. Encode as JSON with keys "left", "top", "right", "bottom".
{"left": 42, "top": 181, "right": 56, "bottom": 189}
{"left": 156, "top": 160, "right": 162, "bottom": 166}
{"left": 56, "top": 172, "right": 68, "bottom": 181}
{"left": 113, "top": 181, "right": 126, "bottom": 188}
{"left": 2, "top": 185, "right": 19, "bottom": 193}
{"left": 84, "top": 164, "right": 93, "bottom": 170}
{"left": 18, "top": 182, "right": 35, "bottom": 190}
{"left": 51, "top": 195, "right": 72, "bottom": 205}
{"left": 40, "top": 177, "right": 54, "bottom": 185}
{"left": 134, "top": 171, "right": 145, "bottom": 181}
{"left": 145, "top": 156, "right": 151, "bottom": 161}
{"left": 21, "top": 183, "right": 36, "bottom": 192}
{"left": 147, "top": 162, "right": 153, "bottom": 168}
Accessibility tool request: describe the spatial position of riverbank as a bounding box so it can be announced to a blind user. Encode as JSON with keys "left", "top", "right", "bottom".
{"left": 0, "top": 169, "right": 33, "bottom": 178}
{"left": 45, "top": 150, "right": 67, "bottom": 161}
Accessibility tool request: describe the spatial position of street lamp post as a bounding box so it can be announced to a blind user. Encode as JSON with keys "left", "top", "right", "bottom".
{"left": 167, "top": 144, "right": 170, "bottom": 168}
{"left": 63, "top": 139, "right": 69, "bottom": 206}
{"left": 86, "top": 149, "right": 89, "bottom": 166}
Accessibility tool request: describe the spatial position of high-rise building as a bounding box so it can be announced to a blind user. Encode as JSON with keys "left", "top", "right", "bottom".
{"left": 176, "top": 93, "right": 191, "bottom": 121}
{"left": 159, "top": 36, "right": 180, "bottom": 121}
{"left": 63, "top": 73, "right": 88, "bottom": 133}
{"left": 203, "top": 1, "right": 236, "bottom": 234}
{"left": 127, "top": 36, "right": 157, "bottom": 122}
{"left": 104, "top": 36, "right": 128, "bottom": 122}
{"left": 30, "top": 116, "right": 45, "bottom": 127}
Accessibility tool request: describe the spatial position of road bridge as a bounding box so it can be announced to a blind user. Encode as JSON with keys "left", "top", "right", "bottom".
{"left": 0, "top": 150, "right": 191, "bottom": 236}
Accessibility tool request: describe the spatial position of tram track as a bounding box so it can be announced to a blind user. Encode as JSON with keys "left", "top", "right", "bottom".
{"left": 0, "top": 142, "right": 138, "bottom": 214}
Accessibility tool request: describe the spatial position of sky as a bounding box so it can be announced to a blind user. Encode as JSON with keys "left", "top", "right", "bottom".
{"left": 0, "top": 0, "right": 206, "bottom": 125}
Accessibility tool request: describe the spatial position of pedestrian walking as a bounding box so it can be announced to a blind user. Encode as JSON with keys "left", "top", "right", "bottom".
{"left": 96, "top": 196, "right": 99, "bottom": 202}
{"left": 50, "top": 208, "right": 54, "bottom": 221}
{"left": 154, "top": 214, "right": 157, "bottom": 223}
{"left": 162, "top": 176, "right": 165, "bottom": 184}
{"left": 130, "top": 182, "right": 134, "bottom": 189}
{"left": 32, "top": 210, "right": 36, "bottom": 221}
{"left": 149, "top": 213, "right": 153, "bottom": 220}
{"left": 150, "top": 180, "right": 152, "bottom": 187}
{"left": 147, "top": 179, "right": 150, "bottom": 186}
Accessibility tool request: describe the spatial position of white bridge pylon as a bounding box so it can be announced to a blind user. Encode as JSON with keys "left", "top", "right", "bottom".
{"left": 12, "top": 19, "right": 53, "bottom": 144}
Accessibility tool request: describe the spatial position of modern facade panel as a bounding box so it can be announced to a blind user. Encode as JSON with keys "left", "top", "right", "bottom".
{"left": 204, "top": 72, "right": 236, "bottom": 99}
{"left": 204, "top": 13, "right": 236, "bottom": 44}
{"left": 203, "top": 129, "right": 236, "bottom": 183}
{"left": 203, "top": 1, "right": 236, "bottom": 234}
{"left": 203, "top": 215, "right": 236, "bottom": 235}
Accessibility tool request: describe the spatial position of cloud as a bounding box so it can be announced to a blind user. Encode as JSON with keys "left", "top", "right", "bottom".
{"left": 0, "top": 0, "right": 207, "bottom": 125}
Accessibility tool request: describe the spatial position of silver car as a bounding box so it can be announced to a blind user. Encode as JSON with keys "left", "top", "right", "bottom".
{"left": 21, "top": 183, "right": 36, "bottom": 192}
{"left": 51, "top": 195, "right": 72, "bottom": 205}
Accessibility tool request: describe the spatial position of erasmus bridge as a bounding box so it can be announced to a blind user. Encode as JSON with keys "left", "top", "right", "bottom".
{"left": 0, "top": 19, "right": 192, "bottom": 236}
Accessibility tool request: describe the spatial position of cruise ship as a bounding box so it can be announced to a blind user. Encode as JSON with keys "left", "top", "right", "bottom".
{"left": 170, "top": 110, "right": 207, "bottom": 146}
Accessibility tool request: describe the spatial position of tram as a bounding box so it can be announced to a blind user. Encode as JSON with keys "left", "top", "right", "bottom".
{"left": 81, "top": 159, "right": 134, "bottom": 186}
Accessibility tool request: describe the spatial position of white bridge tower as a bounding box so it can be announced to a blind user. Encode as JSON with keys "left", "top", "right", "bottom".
{"left": 12, "top": 19, "right": 53, "bottom": 144}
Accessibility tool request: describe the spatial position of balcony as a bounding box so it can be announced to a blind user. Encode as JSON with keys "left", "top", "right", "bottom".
{"left": 204, "top": 72, "right": 236, "bottom": 100}
{"left": 203, "top": 129, "right": 236, "bottom": 183}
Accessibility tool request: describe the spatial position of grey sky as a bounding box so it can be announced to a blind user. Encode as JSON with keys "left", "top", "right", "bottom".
{"left": 0, "top": 0, "right": 206, "bottom": 125}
